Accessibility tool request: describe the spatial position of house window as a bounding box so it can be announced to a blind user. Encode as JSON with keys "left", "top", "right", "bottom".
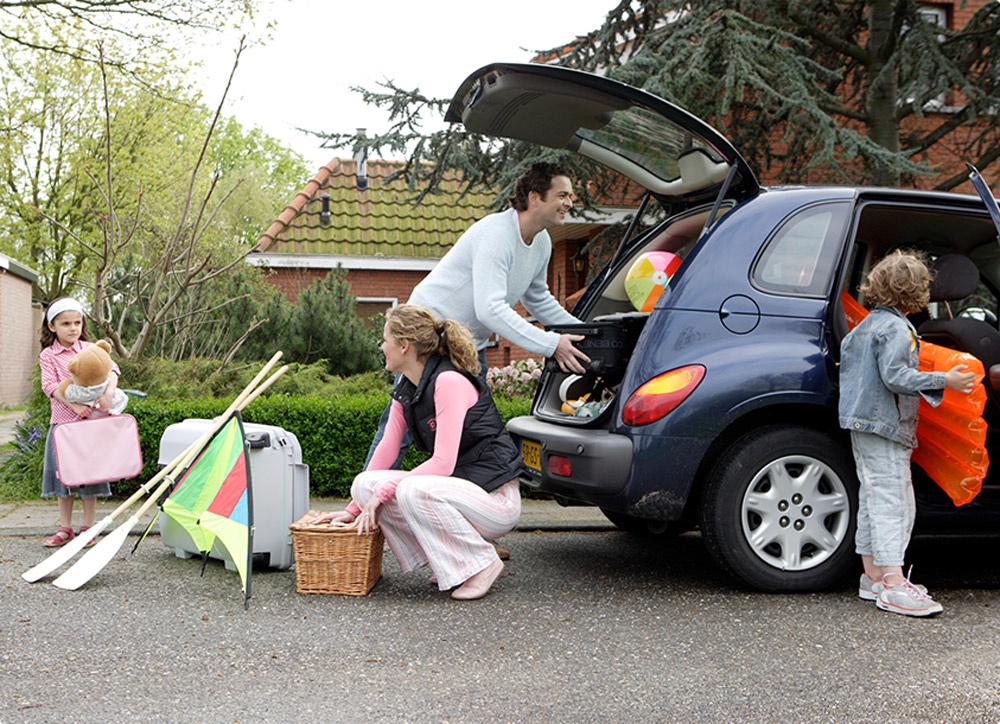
{"left": 356, "top": 297, "right": 397, "bottom": 325}
{"left": 915, "top": 4, "right": 949, "bottom": 110}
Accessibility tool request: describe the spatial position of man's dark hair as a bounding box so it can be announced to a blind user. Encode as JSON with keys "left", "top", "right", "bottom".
{"left": 509, "top": 162, "right": 571, "bottom": 211}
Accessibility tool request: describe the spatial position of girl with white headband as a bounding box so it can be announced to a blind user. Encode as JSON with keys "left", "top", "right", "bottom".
{"left": 38, "top": 298, "right": 120, "bottom": 547}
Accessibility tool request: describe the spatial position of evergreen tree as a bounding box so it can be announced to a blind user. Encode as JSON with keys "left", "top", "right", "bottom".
{"left": 277, "top": 269, "right": 381, "bottom": 376}
{"left": 322, "top": 1, "right": 1000, "bottom": 191}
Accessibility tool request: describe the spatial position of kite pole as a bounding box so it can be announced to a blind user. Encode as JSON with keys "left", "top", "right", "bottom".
{"left": 51, "top": 363, "right": 287, "bottom": 591}
{"left": 22, "top": 352, "right": 285, "bottom": 583}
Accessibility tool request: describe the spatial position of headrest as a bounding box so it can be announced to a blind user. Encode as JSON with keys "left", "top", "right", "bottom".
{"left": 929, "top": 254, "right": 979, "bottom": 302}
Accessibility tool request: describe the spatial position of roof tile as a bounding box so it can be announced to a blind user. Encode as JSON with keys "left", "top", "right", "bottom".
{"left": 255, "top": 158, "right": 497, "bottom": 259}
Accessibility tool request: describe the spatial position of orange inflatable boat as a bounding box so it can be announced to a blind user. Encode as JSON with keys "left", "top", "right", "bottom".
{"left": 840, "top": 292, "right": 988, "bottom": 506}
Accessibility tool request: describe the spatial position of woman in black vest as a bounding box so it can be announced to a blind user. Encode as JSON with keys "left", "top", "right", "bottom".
{"left": 317, "top": 304, "right": 522, "bottom": 600}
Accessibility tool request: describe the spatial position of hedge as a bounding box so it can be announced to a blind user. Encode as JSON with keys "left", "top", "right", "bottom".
{"left": 122, "top": 394, "right": 533, "bottom": 498}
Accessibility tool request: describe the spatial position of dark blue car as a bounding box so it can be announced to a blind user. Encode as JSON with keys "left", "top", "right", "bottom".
{"left": 446, "top": 63, "right": 1000, "bottom": 591}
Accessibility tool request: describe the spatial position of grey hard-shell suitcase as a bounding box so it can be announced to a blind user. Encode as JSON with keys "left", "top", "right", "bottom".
{"left": 157, "top": 418, "right": 310, "bottom": 570}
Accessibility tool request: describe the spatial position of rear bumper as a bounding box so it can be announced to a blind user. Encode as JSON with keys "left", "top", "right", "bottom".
{"left": 507, "top": 415, "right": 633, "bottom": 496}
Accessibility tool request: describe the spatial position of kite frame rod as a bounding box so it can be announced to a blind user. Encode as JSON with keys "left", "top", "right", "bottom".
{"left": 50, "top": 363, "right": 288, "bottom": 591}
{"left": 21, "top": 351, "right": 285, "bottom": 583}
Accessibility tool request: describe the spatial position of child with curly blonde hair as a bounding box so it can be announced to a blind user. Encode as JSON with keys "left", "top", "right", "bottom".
{"left": 839, "top": 250, "right": 976, "bottom": 617}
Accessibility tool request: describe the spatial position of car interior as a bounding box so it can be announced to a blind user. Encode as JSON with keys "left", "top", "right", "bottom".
{"left": 535, "top": 207, "right": 713, "bottom": 423}
{"left": 842, "top": 202, "right": 1000, "bottom": 420}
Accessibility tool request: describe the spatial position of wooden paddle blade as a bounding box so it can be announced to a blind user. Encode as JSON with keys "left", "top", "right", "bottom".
{"left": 21, "top": 516, "right": 111, "bottom": 583}
{"left": 51, "top": 515, "right": 138, "bottom": 591}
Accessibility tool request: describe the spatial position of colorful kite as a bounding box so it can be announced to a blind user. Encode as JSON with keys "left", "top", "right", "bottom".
{"left": 162, "top": 412, "right": 254, "bottom": 607}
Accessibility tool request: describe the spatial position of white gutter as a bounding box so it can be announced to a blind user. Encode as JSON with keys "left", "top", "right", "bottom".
{"left": 246, "top": 253, "right": 440, "bottom": 271}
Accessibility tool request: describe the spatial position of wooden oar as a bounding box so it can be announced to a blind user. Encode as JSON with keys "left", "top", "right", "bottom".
{"left": 51, "top": 362, "right": 288, "bottom": 591}
{"left": 22, "top": 352, "right": 284, "bottom": 583}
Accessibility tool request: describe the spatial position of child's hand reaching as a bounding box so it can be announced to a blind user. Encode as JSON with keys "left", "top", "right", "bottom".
{"left": 944, "top": 364, "right": 976, "bottom": 394}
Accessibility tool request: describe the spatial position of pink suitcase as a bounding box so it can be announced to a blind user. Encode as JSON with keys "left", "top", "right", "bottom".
{"left": 53, "top": 414, "right": 143, "bottom": 487}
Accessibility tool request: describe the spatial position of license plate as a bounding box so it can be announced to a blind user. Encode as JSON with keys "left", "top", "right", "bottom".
{"left": 520, "top": 439, "right": 542, "bottom": 471}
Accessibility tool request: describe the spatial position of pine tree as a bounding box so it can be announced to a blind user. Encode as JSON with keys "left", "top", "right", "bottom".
{"left": 323, "top": 1, "right": 1000, "bottom": 192}
{"left": 556, "top": 0, "right": 1000, "bottom": 188}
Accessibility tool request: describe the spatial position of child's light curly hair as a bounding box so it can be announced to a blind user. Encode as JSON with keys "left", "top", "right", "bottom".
{"left": 861, "top": 249, "right": 933, "bottom": 312}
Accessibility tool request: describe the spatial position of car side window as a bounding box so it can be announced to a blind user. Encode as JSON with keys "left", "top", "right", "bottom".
{"left": 752, "top": 202, "right": 850, "bottom": 296}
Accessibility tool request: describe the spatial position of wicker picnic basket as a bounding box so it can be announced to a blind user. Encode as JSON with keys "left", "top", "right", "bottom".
{"left": 289, "top": 511, "right": 384, "bottom": 595}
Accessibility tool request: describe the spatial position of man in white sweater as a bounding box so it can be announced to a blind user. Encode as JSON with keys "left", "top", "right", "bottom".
{"left": 366, "top": 162, "right": 590, "bottom": 468}
{"left": 408, "top": 162, "right": 590, "bottom": 373}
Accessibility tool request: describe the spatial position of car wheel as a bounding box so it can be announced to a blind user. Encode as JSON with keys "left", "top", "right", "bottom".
{"left": 700, "top": 425, "right": 858, "bottom": 592}
{"left": 600, "top": 508, "right": 682, "bottom": 537}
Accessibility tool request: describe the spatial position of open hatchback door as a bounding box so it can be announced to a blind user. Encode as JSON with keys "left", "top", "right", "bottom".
{"left": 968, "top": 162, "right": 1000, "bottom": 240}
{"left": 445, "top": 62, "right": 760, "bottom": 208}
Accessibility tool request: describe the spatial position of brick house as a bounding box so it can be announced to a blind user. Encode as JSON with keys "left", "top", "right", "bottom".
{"left": 0, "top": 253, "right": 40, "bottom": 406}
{"left": 252, "top": 157, "right": 627, "bottom": 368}
{"left": 254, "top": 1, "right": 997, "bottom": 369}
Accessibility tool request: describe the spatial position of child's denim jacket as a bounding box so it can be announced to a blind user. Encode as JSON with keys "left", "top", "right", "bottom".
{"left": 838, "top": 305, "right": 945, "bottom": 448}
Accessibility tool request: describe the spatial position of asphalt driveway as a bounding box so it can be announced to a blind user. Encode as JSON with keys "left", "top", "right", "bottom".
{"left": 2, "top": 528, "right": 999, "bottom": 722}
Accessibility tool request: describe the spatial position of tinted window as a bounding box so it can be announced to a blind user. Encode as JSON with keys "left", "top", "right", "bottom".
{"left": 753, "top": 202, "right": 850, "bottom": 296}
{"left": 578, "top": 105, "right": 726, "bottom": 183}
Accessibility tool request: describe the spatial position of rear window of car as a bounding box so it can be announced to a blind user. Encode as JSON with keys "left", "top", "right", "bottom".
{"left": 752, "top": 202, "right": 850, "bottom": 296}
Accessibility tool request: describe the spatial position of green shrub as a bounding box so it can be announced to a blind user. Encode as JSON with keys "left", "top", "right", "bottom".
{"left": 0, "top": 367, "right": 533, "bottom": 502}
{"left": 116, "top": 358, "right": 389, "bottom": 400}
{"left": 0, "top": 369, "right": 50, "bottom": 502}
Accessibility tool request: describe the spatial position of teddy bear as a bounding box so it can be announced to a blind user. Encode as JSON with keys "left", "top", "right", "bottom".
{"left": 56, "top": 339, "right": 129, "bottom": 415}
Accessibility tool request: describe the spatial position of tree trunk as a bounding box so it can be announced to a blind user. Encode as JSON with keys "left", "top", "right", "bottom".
{"left": 865, "top": 0, "right": 901, "bottom": 186}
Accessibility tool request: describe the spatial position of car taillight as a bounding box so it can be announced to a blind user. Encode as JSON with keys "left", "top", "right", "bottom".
{"left": 621, "top": 365, "right": 706, "bottom": 426}
{"left": 548, "top": 455, "right": 572, "bottom": 477}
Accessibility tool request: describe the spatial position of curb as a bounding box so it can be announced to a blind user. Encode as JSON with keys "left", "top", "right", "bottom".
{"left": 0, "top": 497, "right": 614, "bottom": 537}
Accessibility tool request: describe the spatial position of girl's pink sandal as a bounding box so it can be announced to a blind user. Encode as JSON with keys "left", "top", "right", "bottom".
{"left": 78, "top": 525, "right": 97, "bottom": 547}
{"left": 43, "top": 526, "right": 74, "bottom": 547}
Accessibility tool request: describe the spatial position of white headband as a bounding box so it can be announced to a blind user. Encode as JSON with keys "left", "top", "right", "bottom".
{"left": 46, "top": 298, "right": 85, "bottom": 323}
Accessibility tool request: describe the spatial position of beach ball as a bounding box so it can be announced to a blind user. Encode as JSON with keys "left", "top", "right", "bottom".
{"left": 625, "top": 251, "right": 682, "bottom": 312}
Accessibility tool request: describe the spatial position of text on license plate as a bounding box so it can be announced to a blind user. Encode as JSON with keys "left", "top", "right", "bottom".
{"left": 520, "top": 439, "right": 542, "bottom": 471}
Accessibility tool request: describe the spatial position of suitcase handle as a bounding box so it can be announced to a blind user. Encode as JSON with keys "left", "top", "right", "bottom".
{"left": 246, "top": 431, "right": 271, "bottom": 449}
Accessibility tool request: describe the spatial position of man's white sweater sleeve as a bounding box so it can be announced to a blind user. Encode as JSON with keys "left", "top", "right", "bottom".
{"left": 470, "top": 236, "right": 565, "bottom": 357}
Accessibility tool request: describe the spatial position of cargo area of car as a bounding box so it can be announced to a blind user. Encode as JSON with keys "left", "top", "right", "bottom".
{"left": 532, "top": 207, "right": 715, "bottom": 424}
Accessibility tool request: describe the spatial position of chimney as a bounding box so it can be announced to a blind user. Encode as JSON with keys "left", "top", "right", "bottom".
{"left": 355, "top": 129, "right": 369, "bottom": 192}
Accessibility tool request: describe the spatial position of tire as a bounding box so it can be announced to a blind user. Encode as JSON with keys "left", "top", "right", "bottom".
{"left": 600, "top": 508, "right": 682, "bottom": 537}
{"left": 699, "top": 425, "right": 858, "bottom": 592}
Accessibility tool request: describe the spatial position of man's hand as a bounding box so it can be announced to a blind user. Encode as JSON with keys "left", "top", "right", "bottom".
{"left": 553, "top": 333, "right": 591, "bottom": 374}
